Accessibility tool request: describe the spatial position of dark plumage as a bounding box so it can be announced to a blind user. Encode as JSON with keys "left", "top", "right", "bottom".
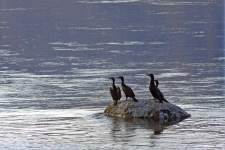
{"left": 117, "top": 76, "right": 138, "bottom": 102}
{"left": 109, "top": 77, "right": 121, "bottom": 106}
{"left": 154, "top": 80, "right": 159, "bottom": 87}
{"left": 146, "top": 74, "right": 169, "bottom": 103}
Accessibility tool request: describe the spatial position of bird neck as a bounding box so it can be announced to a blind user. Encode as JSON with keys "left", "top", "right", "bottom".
{"left": 112, "top": 83, "right": 116, "bottom": 89}
{"left": 150, "top": 78, "right": 154, "bottom": 86}
{"left": 112, "top": 79, "right": 115, "bottom": 85}
{"left": 121, "top": 79, "right": 125, "bottom": 86}
{"left": 112, "top": 80, "right": 116, "bottom": 88}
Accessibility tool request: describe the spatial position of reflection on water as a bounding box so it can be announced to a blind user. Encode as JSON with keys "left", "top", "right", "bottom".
{"left": 1, "top": 108, "right": 223, "bottom": 149}
{"left": 110, "top": 117, "right": 179, "bottom": 136}
{"left": 0, "top": 0, "right": 224, "bottom": 149}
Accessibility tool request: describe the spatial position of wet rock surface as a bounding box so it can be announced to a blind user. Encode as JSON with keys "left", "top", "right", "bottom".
{"left": 104, "top": 99, "right": 191, "bottom": 122}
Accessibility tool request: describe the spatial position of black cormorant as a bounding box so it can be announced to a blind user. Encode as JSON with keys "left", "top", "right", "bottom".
{"left": 109, "top": 77, "right": 121, "bottom": 106}
{"left": 117, "top": 76, "right": 138, "bottom": 102}
{"left": 154, "top": 80, "right": 159, "bottom": 87}
{"left": 146, "top": 74, "right": 169, "bottom": 103}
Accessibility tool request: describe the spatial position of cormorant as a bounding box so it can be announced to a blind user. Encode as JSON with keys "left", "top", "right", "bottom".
{"left": 109, "top": 77, "right": 121, "bottom": 106}
{"left": 117, "top": 76, "right": 138, "bottom": 102}
{"left": 154, "top": 80, "right": 159, "bottom": 87}
{"left": 146, "top": 74, "right": 169, "bottom": 103}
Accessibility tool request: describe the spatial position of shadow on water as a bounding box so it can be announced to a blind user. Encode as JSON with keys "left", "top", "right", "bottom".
{"left": 110, "top": 117, "right": 186, "bottom": 135}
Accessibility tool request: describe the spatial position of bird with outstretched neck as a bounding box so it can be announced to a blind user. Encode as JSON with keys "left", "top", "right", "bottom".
{"left": 146, "top": 74, "right": 169, "bottom": 103}
{"left": 117, "top": 76, "right": 138, "bottom": 102}
{"left": 109, "top": 77, "right": 121, "bottom": 106}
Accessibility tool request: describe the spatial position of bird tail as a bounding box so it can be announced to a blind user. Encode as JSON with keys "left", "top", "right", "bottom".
{"left": 163, "top": 98, "right": 169, "bottom": 103}
{"left": 132, "top": 97, "right": 138, "bottom": 102}
{"left": 159, "top": 99, "right": 163, "bottom": 103}
{"left": 114, "top": 100, "right": 117, "bottom": 106}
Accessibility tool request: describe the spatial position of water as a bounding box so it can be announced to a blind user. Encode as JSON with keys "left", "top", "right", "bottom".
{"left": 0, "top": 0, "right": 224, "bottom": 149}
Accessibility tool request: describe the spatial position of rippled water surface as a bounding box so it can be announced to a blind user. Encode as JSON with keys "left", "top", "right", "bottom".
{"left": 0, "top": 0, "right": 224, "bottom": 149}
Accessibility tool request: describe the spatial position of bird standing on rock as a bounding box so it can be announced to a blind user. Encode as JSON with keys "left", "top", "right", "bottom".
{"left": 117, "top": 76, "right": 138, "bottom": 102}
{"left": 109, "top": 77, "right": 121, "bottom": 106}
{"left": 146, "top": 74, "right": 169, "bottom": 103}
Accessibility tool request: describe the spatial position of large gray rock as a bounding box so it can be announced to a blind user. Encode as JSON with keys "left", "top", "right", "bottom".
{"left": 104, "top": 99, "right": 191, "bottom": 122}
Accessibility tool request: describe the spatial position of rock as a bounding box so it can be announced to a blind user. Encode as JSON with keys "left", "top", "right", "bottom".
{"left": 104, "top": 99, "right": 191, "bottom": 122}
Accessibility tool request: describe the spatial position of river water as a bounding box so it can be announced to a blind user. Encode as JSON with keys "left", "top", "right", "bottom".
{"left": 0, "top": 0, "right": 224, "bottom": 149}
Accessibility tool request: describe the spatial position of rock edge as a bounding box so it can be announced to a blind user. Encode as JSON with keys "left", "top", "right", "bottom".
{"left": 104, "top": 99, "right": 191, "bottom": 121}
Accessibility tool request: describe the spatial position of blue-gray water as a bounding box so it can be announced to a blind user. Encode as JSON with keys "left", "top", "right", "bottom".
{"left": 0, "top": 0, "right": 224, "bottom": 149}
